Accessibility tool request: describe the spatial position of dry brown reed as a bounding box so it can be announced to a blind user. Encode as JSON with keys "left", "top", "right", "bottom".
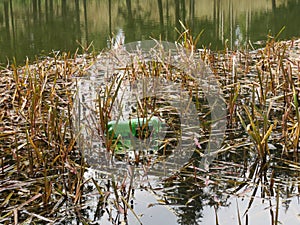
{"left": 0, "top": 29, "right": 299, "bottom": 224}
{"left": 0, "top": 52, "right": 94, "bottom": 224}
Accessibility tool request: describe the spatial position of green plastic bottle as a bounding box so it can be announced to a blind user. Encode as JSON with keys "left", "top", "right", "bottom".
{"left": 107, "top": 116, "right": 164, "bottom": 154}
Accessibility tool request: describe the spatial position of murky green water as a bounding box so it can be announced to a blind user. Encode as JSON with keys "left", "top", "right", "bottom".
{"left": 0, "top": 0, "right": 300, "bottom": 64}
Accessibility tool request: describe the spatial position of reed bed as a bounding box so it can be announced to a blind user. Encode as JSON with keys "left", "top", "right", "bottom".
{"left": 210, "top": 36, "right": 300, "bottom": 161}
{"left": 172, "top": 35, "right": 300, "bottom": 225}
{"left": 0, "top": 32, "right": 299, "bottom": 224}
{"left": 0, "top": 52, "right": 95, "bottom": 224}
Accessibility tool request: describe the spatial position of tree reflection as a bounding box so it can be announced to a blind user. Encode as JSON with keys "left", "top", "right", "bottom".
{"left": 62, "top": 0, "right": 67, "bottom": 16}
{"left": 157, "top": 0, "right": 164, "bottom": 35}
{"left": 0, "top": 0, "right": 300, "bottom": 63}
{"left": 189, "top": 0, "right": 195, "bottom": 28}
{"left": 272, "top": 0, "right": 276, "bottom": 10}
{"left": 75, "top": 0, "right": 80, "bottom": 35}
{"left": 158, "top": 142, "right": 299, "bottom": 225}
{"left": 32, "top": 0, "right": 37, "bottom": 22}
{"left": 174, "top": 0, "right": 180, "bottom": 29}
{"left": 126, "top": 0, "right": 132, "bottom": 21}
{"left": 83, "top": 0, "right": 88, "bottom": 44}
{"left": 108, "top": 0, "right": 112, "bottom": 35}
{"left": 3, "top": 0, "right": 10, "bottom": 38}
{"left": 0, "top": 0, "right": 90, "bottom": 63}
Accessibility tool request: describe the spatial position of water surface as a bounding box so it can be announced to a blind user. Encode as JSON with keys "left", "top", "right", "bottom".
{"left": 1, "top": 1, "right": 299, "bottom": 225}
{"left": 0, "top": 0, "right": 300, "bottom": 64}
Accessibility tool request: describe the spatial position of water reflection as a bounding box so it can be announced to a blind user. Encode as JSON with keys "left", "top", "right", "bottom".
{"left": 77, "top": 139, "right": 299, "bottom": 225}
{"left": 141, "top": 143, "right": 300, "bottom": 225}
{"left": 0, "top": 0, "right": 300, "bottom": 64}
{"left": 70, "top": 39, "right": 300, "bottom": 224}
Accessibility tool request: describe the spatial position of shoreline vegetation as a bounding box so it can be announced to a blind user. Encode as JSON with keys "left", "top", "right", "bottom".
{"left": 0, "top": 35, "right": 300, "bottom": 224}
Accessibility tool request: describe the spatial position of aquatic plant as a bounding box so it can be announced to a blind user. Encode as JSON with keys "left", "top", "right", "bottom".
{"left": 0, "top": 51, "right": 95, "bottom": 224}
{"left": 0, "top": 25, "right": 299, "bottom": 224}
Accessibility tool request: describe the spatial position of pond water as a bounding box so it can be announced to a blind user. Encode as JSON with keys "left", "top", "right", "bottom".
{"left": 1, "top": 1, "right": 299, "bottom": 225}
{"left": 70, "top": 39, "right": 300, "bottom": 225}
{"left": 1, "top": 0, "right": 300, "bottom": 64}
